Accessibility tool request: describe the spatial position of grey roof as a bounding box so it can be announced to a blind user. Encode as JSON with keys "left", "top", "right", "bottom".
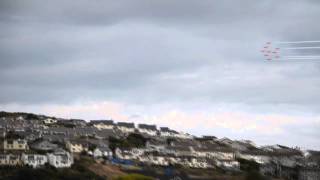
{"left": 138, "top": 124, "right": 157, "bottom": 131}
{"left": 30, "top": 139, "right": 59, "bottom": 151}
{"left": 160, "top": 127, "right": 178, "bottom": 134}
{"left": 68, "top": 138, "right": 89, "bottom": 146}
{"left": 74, "top": 127, "right": 96, "bottom": 136}
{"left": 94, "top": 129, "right": 116, "bottom": 138}
{"left": 117, "top": 122, "right": 135, "bottom": 128}
{"left": 90, "top": 120, "right": 114, "bottom": 125}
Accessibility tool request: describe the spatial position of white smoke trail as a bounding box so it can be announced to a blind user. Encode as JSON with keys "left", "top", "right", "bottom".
{"left": 284, "top": 47, "right": 320, "bottom": 50}
{"left": 275, "top": 41, "right": 320, "bottom": 44}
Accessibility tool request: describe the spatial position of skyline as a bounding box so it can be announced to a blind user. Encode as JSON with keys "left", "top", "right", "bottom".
{"left": 0, "top": 0, "right": 320, "bottom": 150}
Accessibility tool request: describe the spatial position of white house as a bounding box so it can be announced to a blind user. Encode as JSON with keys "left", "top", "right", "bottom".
{"left": 174, "top": 132, "right": 194, "bottom": 139}
{"left": 191, "top": 143, "right": 235, "bottom": 161}
{"left": 47, "top": 149, "right": 73, "bottom": 168}
{"left": 159, "top": 127, "right": 193, "bottom": 139}
{"left": 159, "top": 127, "right": 179, "bottom": 137}
{"left": 236, "top": 151, "right": 271, "bottom": 164}
{"left": 92, "top": 146, "right": 113, "bottom": 159}
{"left": 66, "top": 140, "right": 88, "bottom": 153}
{"left": 116, "top": 122, "right": 135, "bottom": 133}
{"left": 90, "top": 120, "right": 114, "bottom": 130}
{"left": 215, "top": 159, "right": 240, "bottom": 170}
{"left": 22, "top": 154, "right": 48, "bottom": 168}
{"left": 138, "top": 124, "right": 158, "bottom": 136}
{"left": 43, "top": 118, "right": 57, "bottom": 125}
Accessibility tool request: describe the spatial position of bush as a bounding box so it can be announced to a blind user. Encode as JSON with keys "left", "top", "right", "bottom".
{"left": 113, "top": 174, "right": 154, "bottom": 180}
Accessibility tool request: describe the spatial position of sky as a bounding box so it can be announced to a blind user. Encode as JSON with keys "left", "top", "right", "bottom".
{"left": 0, "top": 0, "right": 320, "bottom": 150}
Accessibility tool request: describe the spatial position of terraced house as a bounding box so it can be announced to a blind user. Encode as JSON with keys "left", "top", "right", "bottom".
{"left": 0, "top": 154, "right": 22, "bottom": 166}
{"left": 2, "top": 139, "right": 28, "bottom": 151}
{"left": 90, "top": 120, "right": 114, "bottom": 130}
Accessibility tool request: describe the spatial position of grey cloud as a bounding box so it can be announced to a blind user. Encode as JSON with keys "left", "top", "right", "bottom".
{"left": 0, "top": 0, "right": 320, "bottom": 149}
{"left": 1, "top": 0, "right": 320, "bottom": 109}
{"left": 0, "top": 0, "right": 320, "bottom": 107}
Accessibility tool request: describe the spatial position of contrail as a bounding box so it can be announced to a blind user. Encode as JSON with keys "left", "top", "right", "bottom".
{"left": 275, "top": 40, "right": 320, "bottom": 44}
{"left": 283, "top": 56, "right": 320, "bottom": 58}
{"left": 284, "top": 46, "right": 320, "bottom": 50}
{"left": 283, "top": 57, "right": 320, "bottom": 60}
{"left": 261, "top": 41, "right": 320, "bottom": 61}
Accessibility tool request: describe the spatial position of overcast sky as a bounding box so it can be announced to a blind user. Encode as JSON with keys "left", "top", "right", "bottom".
{"left": 1, "top": 0, "right": 320, "bottom": 150}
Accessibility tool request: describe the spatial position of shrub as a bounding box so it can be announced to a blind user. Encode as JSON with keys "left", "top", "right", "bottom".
{"left": 113, "top": 174, "right": 154, "bottom": 180}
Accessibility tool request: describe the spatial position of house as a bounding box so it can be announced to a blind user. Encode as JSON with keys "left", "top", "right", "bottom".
{"left": 47, "top": 149, "right": 73, "bottom": 168}
{"left": 30, "top": 139, "right": 58, "bottom": 151}
{"left": 174, "top": 132, "right": 194, "bottom": 139}
{"left": 92, "top": 145, "right": 113, "bottom": 159}
{"left": 159, "top": 127, "right": 179, "bottom": 137}
{"left": 3, "top": 139, "right": 28, "bottom": 151}
{"left": 90, "top": 120, "right": 114, "bottom": 130}
{"left": 192, "top": 142, "right": 235, "bottom": 161}
{"left": 42, "top": 134, "right": 69, "bottom": 144}
{"left": 116, "top": 122, "right": 135, "bottom": 133}
{"left": 66, "top": 139, "right": 89, "bottom": 153}
{"left": 138, "top": 124, "right": 158, "bottom": 136}
{"left": 67, "top": 119, "right": 87, "bottom": 127}
{"left": 0, "top": 154, "right": 22, "bottom": 166}
{"left": 43, "top": 118, "right": 57, "bottom": 125}
{"left": 115, "top": 148, "right": 137, "bottom": 160}
{"left": 195, "top": 136, "right": 217, "bottom": 142}
{"left": 58, "top": 119, "right": 87, "bottom": 127}
{"left": 146, "top": 139, "right": 167, "bottom": 152}
{"left": 22, "top": 153, "right": 48, "bottom": 168}
{"left": 94, "top": 129, "right": 116, "bottom": 139}
{"left": 215, "top": 159, "right": 240, "bottom": 170}
{"left": 236, "top": 150, "right": 271, "bottom": 164}
{"left": 74, "top": 127, "right": 96, "bottom": 137}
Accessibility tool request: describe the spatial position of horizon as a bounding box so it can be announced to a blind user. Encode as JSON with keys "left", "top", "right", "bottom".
{"left": 0, "top": 109, "right": 318, "bottom": 151}
{"left": 1, "top": 0, "right": 319, "bottom": 151}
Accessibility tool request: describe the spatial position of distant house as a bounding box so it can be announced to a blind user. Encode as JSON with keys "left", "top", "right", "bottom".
{"left": 30, "top": 139, "right": 58, "bottom": 151}
{"left": 92, "top": 146, "right": 113, "bottom": 159}
{"left": 192, "top": 142, "right": 235, "bottom": 161}
{"left": 73, "top": 127, "right": 96, "bottom": 137}
{"left": 159, "top": 127, "right": 178, "bottom": 137}
{"left": 2, "top": 139, "right": 28, "bottom": 151}
{"left": 47, "top": 149, "right": 73, "bottom": 168}
{"left": 58, "top": 119, "right": 87, "bottom": 127}
{"left": 68, "top": 119, "right": 87, "bottom": 127}
{"left": 115, "top": 148, "right": 137, "bottom": 160}
{"left": 236, "top": 150, "right": 271, "bottom": 164}
{"left": 159, "top": 127, "right": 193, "bottom": 139}
{"left": 0, "top": 154, "right": 22, "bottom": 166}
{"left": 90, "top": 120, "right": 114, "bottom": 130}
{"left": 116, "top": 122, "right": 135, "bottom": 133}
{"left": 215, "top": 159, "right": 240, "bottom": 170}
{"left": 138, "top": 124, "right": 158, "bottom": 136}
{"left": 94, "top": 129, "right": 116, "bottom": 139}
{"left": 22, "top": 153, "right": 48, "bottom": 168}
{"left": 66, "top": 139, "right": 89, "bottom": 153}
{"left": 43, "top": 118, "right": 57, "bottom": 125}
{"left": 195, "top": 136, "right": 217, "bottom": 142}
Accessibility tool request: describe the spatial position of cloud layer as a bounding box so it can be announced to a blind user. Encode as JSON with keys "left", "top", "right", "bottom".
{"left": 0, "top": 0, "right": 319, "bottom": 149}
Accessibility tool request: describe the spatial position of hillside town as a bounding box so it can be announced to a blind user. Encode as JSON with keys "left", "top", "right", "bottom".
{"left": 0, "top": 111, "right": 319, "bottom": 180}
